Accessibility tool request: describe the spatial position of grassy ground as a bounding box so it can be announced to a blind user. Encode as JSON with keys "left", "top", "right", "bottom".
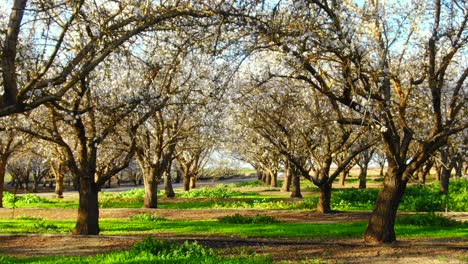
{"left": 0, "top": 216, "right": 466, "bottom": 239}
{"left": 1, "top": 176, "right": 467, "bottom": 263}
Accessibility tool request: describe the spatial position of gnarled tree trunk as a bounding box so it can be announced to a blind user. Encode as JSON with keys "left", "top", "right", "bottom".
{"left": 364, "top": 163, "right": 407, "bottom": 243}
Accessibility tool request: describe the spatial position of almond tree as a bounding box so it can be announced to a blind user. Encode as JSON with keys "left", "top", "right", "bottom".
{"left": 247, "top": 0, "right": 467, "bottom": 242}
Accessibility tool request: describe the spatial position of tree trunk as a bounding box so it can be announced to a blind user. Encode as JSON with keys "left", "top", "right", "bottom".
{"left": 364, "top": 164, "right": 407, "bottom": 243}
{"left": 454, "top": 156, "right": 462, "bottom": 179}
{"left": 281, "top": 165, "right": 292, "bottom": 192}
{"left": 261, "top": 171, "right": 267, "bottom": 183}
{"left": 164, "top": 171, "right": 175, "bottom": 198}
{"left": 340, "top": 170, "right": 348, "bottom": 186}
{"left": 0, "top": 158, "right": 7, "bottom": 208}
{"left": 265, "top": 172, "right": 271, "bottom": 185}
{"left": 190, "top": 176, "right": 196, "bottom": 190}
{"left": 143, "top": 167, "right": 158, "bottom": 208}
{"left": 290, "top": 175, "right": 302, "bottom": 198}
{"left": 435, "top": 163, "right": 442, "bottom": 181}
{"left": 270, "top": 171, "right": 277, "bottom": 187}
{"left": 32, "top": 180, "right": 39, "bottom": 193}
{"left": 419, "top": 160, "right": 433, "bottom": 186}
{"left": 359, "top": 165, "right": 367, "bottom": 189}
{"left": 379, "top": 164, "right": 385, "bottom": 176}
{"left": 55, "top": 173, "right": 64, "bottom": 198}
{"left": 257, "top": 170, "right": 262, "bottom": 180}
{"left": 440, "top": 167, "right": 451, "bottom": 194}
{"left": 317, "top": 182, "right": 332, "bottom": 213}
{"left": 74, "top": 176, "right": 100, "bottom": 235}
{"left": 440, "top": 151, "right": 451, "bottom": 194}
{"left": 183, "top": 174, "right": 190, "bottom": 191}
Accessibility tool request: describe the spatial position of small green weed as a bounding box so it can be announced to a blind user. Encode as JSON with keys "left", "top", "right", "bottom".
{"left": 130, "top": 213, "right": 168, "bottom": 222}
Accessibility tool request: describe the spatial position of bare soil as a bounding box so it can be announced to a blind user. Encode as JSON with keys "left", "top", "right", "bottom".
{"left": 0, "top": 234, "right": 466, "bottom": 263}
{"left": 0, "top": 208, "right": 467, "bottom": 263}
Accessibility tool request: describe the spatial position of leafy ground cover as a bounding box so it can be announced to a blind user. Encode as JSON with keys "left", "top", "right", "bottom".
{"left": 3, "top": 179, "right": 467, "bottom": 212}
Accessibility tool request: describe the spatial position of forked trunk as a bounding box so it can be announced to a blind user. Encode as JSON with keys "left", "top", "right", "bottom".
{"left": 317, "top": 182, "right": 332, "bottom": 213}
{"left": 290, "top": 175, "right": 302, "bottom": 198}
{"left": 74, "top": 177, "right": 100, "bottom": 235}
{"left": 364, "top": 164, "right": 406, "bottom": 243}
{"left": 143, "top": 167, "right": 158, "bottom": 208}
{"left": 0, "top": 158, "right": 7, "bottom": 208}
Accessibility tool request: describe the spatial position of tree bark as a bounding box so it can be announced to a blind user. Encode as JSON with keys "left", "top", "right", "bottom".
{"left": 290, "top": 175, "right": 302, "bottom": 198}
{"left": 265, "top": 171, "right": 271, "bottom": 185}
{"left": 190, "top": 176, "right": 196, "bottom": 190}
{"left": 0, "top": 158, "right": 7, "bottom": 208}
{"left": 143, "top": 167, "right": 158, "bottom": 208}
{"left": 261, "top": 171, "right": 267, "bottom": 183}
{"left": 74, "top": 176, "right": 100, "bottom": 235}
{"left": 317, "top": 182, "right": 332, "bottom": 213}
{"left": 270, "top": 170, "right": 277, "bottom": 187}
{"left": 340, "top": 170, "right": 348, "bottom": 186}
{"left": 364, "top": 164, "right": 407, "bottom": 243}
{"left": 183, "top": 174, "right": 190, "bottom": 191}
{"left": 440, "top": 150, "right": 451, "bottom": 194}
{"left": 281, "top": 165, "right": 292, "bottom": 192}
{"left": 55, "top": 173, "right": 64, "bottom": 198}
{"left": 164, "top": 169, "right": 175, "bottom": 198}
{"left": 359, "top": 165, "right": 367, "bottom": 189}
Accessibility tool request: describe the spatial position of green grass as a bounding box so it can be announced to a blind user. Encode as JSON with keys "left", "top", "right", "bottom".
{"left": 0, "top": 237, "right": 271, "bottom": 264}
{"left": 0, "top": 217, "right": 466, "bottom": 239}
{"left": 3, "top": 179, "right": 467, "bottom": 212}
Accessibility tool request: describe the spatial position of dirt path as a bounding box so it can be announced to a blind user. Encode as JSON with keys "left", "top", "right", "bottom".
{"left": 2, "top": 208, "right": 468, "bottom": 223}
{"left": 0, "top": 234, "right": 466, "bottom": 263}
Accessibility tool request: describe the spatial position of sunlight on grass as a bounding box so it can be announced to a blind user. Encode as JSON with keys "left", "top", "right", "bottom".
{"left": 0, "top": 218, "right": 466, "bottom": 240}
